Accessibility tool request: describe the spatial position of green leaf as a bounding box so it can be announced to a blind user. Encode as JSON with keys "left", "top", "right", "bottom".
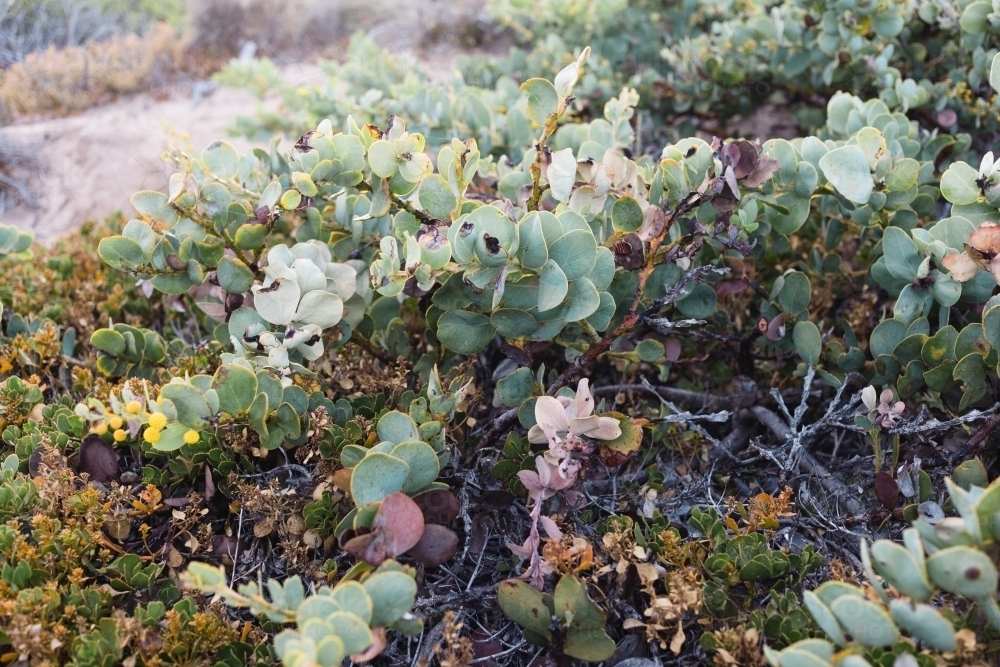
{"left": 497, "top": 579, "right": 553, "bottom": 641}
{"left": 517, "top": 213, "right": 550, "bottom": 270}
{"left": 676, "top": 282, "right": 717, "bottom": 319}
{"left": 377, "top": 411, "right": 420, "bottom": 445}
{"left": 216, "top": 256, "right": 254, "bottom": 294}
{"left": 563, "top": 629, "right": 616, "bottom": 662}
{"left": 160, "top": 383, "right": 212, "bottom": 429}
{"left": 491, "top": 309, "right": 538, "bottom": 338}
{"left": 563, "top": 278, "right": 600, "bottom": 322}
{"left": 202, "top": 141, "right": 239, "bottom": 179}
{"left": 521, "top": 78, "right": 558, "bottom": 126}
{"left": 778, "top": 272, "right": 811, "bottom": 315}
{"left": 437, "top": 310, "right": 496, "bottom": 354}
{"left": 960, "top": 1, "right": 992, "bottom": 33}
{"left": 819, "top": 145, "right": 873, "bottom": 205}
{"left": 234, "top": 223, "right": 269, "bottom": 250}
{"left": 152, "top": 423, "right": 190, "bottom": 452}
{"left": 793, "top": 321, "right": 822, "bottom": 365}
{"left": 497, "top": 368, "right": 535, "bottom": 408}
{"left": 418, "top": 174, "right": 458, "bottom": 220}
{"left": 368, "top": 140, "right": 399, "bottom": 179}
{"left": 635, "top": 339, "right": 665, "bottom": 362}
{"left": 829, "top": 596, "right": 899, "bottom": 647}
{"left": 940, "top": 161, "right": 981, "bottom": 205}
{"left": 882, "top": 227, "right": 922, "bottom": 282}
{"left": 98, "top": 236, "right": 146, "bottom": 271}
{"left": 90, "top": 329, "right": 126, "bottom": 356}
{"left": 553, "top": 575, "right": 606, "bottom": 630}
{"left": 390, "top": 441, "right": 440, "bottom": 493}
{"left": 350, "top": 453, "right": 410, "bottom": 506}
{"left": 279, "top": 189, "right": 302, "bottom": 210}
{"left": 548, "top": 230, "right": 598, "bottom": 281}
{"left": 363, "top": 569, "right": 417, "bottom": 627}
{"left": 538, "top": 260, "right": 569, "bottom": 312}
{"left": 611, "top": 195, "right": 644, "bottom": 233}
{"left": 292, "top": 171, "right": 318, "bottom": 197}
{"left": 213, "top": 364, "right": 258, "bottom": 415}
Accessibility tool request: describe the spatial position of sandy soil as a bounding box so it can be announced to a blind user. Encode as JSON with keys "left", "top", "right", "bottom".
{"left": 1, "top": 0, "right": 491, "bottom": 244}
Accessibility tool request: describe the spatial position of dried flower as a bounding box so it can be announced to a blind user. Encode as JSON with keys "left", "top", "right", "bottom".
{"left": 528, "top": 379, "right": 622, "bottom": 446}
{"left": 862, "top": 386, "right": 904, "bottom": 428}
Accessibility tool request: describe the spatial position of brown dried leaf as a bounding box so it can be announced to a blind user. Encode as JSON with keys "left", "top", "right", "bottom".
{"left": 407, "top": 524, "right": 458, "bottom": 567}
{"left": 874, "top": 472, "right": 899, "bottom": 512}
{"left": 343, "top": 531, "right": 387, "bottom": 565}
{"left": 411, "top": 488, "right": 461, "bottom": 525}
{"left": 743, "top": 155, "right": 781, "bottom": 188}
{"left": 76, "top": 435, "right": 119, "bottom": 483}
{"left": 204, "top": 464, "right": 216, "bottom": 502}
{"left": 253, "top": 517, "right": 274, "bottom": 538}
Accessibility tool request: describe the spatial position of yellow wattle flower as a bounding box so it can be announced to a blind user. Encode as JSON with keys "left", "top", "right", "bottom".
{"left": 147, "top": 412, "right": 167, "bottom": 430}
{"left": 108, "top": 415, "right": 123, "bottom": 430}
{"left": 92, "top": 423, "right": 108, "bottom": 436}
{"left": 113, "top": 429, "right": 127, "bottom": 442}
{"left": 183, "top": 430, "right": 200, "bottom": 445}
{"left": 143, "top": 427, "right": 161, "bottom": 444}
{"left": 126, "top": 401, "right": 142, "bottom": 415}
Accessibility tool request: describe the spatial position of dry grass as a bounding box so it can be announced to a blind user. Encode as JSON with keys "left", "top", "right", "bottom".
{"left": 0, "top": 22, "right": 182, "bottom": 118}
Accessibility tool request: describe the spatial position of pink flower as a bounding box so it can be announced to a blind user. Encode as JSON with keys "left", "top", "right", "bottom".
{"left": 527, "top": 379, "right": 622, "bottom": 446}
{"left": 862, "top": 386, "right": 904, "bottom": 429}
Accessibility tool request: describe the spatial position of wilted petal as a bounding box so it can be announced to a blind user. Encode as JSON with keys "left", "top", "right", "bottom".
{"left": 861, "top": 386, "right": 877, "bottom": 411}
{"left": 569, "top": 415, "right": 602, "bottom": 436}
{"left": 517, "top": 470, "right": 545, "bottom": 498}
{"left": 572, "top": 378, "right": 596, "bottom": 419}
{"left": 941, "top": 252, "right": 979, "bottom": 282}
{"left": 539, "top": 515, "right": 563, "bottom": 540}
{"left": 507, "top": 540, "right": 534, "bottom": 559}
{"left": 534, "top": 396, "right": 570, "bottom": 442}
{"left": 587, "top": 416, "right": 623, "bottom": 440}
{"left": 526, "top": 425, "right": 549, "bottom": 444}
{"left": 891, "top": 401, "right": 905, "bottom": 415}
{"left": 970, "top": 222, "right": 1000, "bottom": 255}
{"left": 534, "top": 456, "right": 552, "bottom": 488}
{"left": 879, "top": 389, "right": 894, "bottom": 405}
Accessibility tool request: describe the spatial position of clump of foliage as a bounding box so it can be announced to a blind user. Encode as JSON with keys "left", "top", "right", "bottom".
{"left": 8, "top": 1, "right": 1000, "bottom": 665}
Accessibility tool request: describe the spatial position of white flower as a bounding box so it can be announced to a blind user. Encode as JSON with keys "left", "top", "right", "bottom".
{"left": 981, "top": 151, "right": 996, "bottom": 180}
{"left": 527, "top": 379, "right": 622, "bottom": 446}
{"left": 861, "top": 385, "right": 878, "bottom": 412}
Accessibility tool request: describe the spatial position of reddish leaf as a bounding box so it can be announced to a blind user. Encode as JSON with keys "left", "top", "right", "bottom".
{"left": 937, "top": 109, "right": 957, "bottom": 127}
{"left": 211, "top": 535, "right": 241, "bottom": 558}
{"left": 874, "top": 472, "right": 899, "bottom": 512}
{"left": 76, "top": 435, "right": 119, "bottom": 483}
{"left": 765, "top": 313, "right": 786, "bottom": 341}
{"left": 411, "top": 488, "right": 461, "bottom": 525}
{"left": 407, "top": 525, "right": 459, "bottom": 566}
{"left": 715, "top": 279, "right": 750, "bottom": 298}
{"left": 343, "top": 531, "right": 388, "bottom": 565}
{"left": 372, "top": 492, "right": 425, "bottom": 557}
{"left": 351, "top": 627, "right": 386, "bottom": 663}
